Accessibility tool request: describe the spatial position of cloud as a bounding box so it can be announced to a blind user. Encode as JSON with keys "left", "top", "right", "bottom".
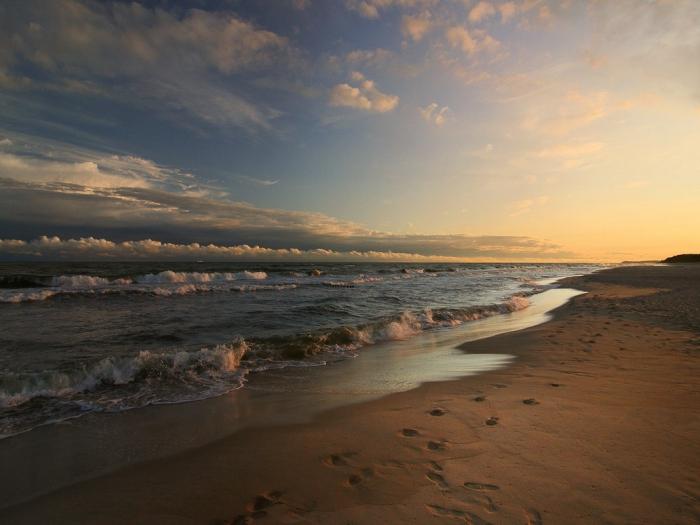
{"left": 236, "top": 175, "right": 280, "bottom": 187}
{"left": 0, "top": 236, "right": 463, "bottom": 262}
{"left": 419, "top": 103, "right": 452, "bottom": 126}
{"left": 445, "top": 26, "right": 501, "bottom": 57}
{"left": 498, "top": 2, "right": 518, "bottom": 23}
{"left": 344, "top": 0, "right": 435, "bottom": 19}
{"left": 343, "top": 48, "right": 421, "bottom": 77}
{"left": 329, "top": 72, "right": 399, "bottom": 113}
{"left": 345, "top": 48, "right": 395, "bottom": 68}
{"left": 0, "top": 139, "right": 202, "bottom": 194}
{"left": 0, "top": 135, "right": 571, "bottom": 260}
{"left": 0, "top": 233, "right": 570, "bottom": 262}
{"left": 401, "top": 12, "right": 433, "bottom": 42}
{"left": 509, "top": 195, "right": 550, "bottom": 217}
{"left": 0, "top": 1, "right": 295, "bottom": 131}
{"left": 469, "top": 1, "right": 496, "bottom": 23}
{"left": 291, "top": 0, "right": 311, "bottom": 10}
{"left": 467, "top": 143, "right": 494, "bottom": 158}
{"left": 536, "top": 142, "right": 605, "bottom": 159}
{"left": 521, "top": 90, "right": 610, "bottom": 136}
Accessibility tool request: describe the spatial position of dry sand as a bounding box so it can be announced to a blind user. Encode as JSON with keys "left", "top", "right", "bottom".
{"left": 2, "top": 265, "right": 699, "bottom": 524}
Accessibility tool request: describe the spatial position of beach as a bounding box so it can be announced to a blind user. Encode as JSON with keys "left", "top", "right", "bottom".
{"left": 1, "top": 264, "right": 699, "bottom": 524}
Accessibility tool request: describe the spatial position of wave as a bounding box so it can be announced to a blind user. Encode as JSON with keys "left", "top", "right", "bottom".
{"left": 243, "top": 294, "right": 531, "bottom": 360}
{"left": 0, "top": 270, "right": 280, "bottom": 302}
{"left": 1, "top": 294, "right": 530, "bottom": 409}
{"left": 0, "top": 289, "right": 59, "bottom": 303}
{"left": 0, "top": 293, "right": 532, "bottom": 438}
{"left": 0, "top": 341, "right": 248, "bottom": 410}
{"left": 135, "top": 270, "right": 267, "bottom": 284}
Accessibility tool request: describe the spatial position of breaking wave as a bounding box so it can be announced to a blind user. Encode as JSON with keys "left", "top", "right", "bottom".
{"left": 0, "top": 270, "right": 277, "bottom": 303}
{"left": 0, "top": 341, "right": 248, "bottom": 413}
{"left": 0, "top": 294, "right": 530, "bottom": 431}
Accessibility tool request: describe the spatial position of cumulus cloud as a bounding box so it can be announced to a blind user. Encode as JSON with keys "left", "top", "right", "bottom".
{"left": 401, "top": 12, "right": 433, "bottom": 42}
{"left": 0, "top": 236, "right": 463, "bottom": 262}
{"left": 0, "top": 1, "right": 295, "bottom": 131}
{"left": 469, "top": 1, "right": 496, "bottom": 23}
{"left": 445, "top": 26, "right": 501, "bottom": 57}
{"left": 0, "top": 234, "right": 570, "bottom": 262}
{"left": 419, "top": 103, "right": 452, "bottom": 126}
{"left": 498, "top": 2, "right": 518, "bottom": 23}
{"left": 329, "top": 72, "right": 399, "bottom": 113}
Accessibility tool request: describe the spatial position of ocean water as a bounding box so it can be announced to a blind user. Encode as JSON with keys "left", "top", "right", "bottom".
{"left": 0, "top": 262, "right": 601, "bottom": 438}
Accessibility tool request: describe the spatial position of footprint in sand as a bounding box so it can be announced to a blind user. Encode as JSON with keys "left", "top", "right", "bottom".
{"left": 401, "top": 428, "right": 420, "bottom": 437}
{"left": 346, "top": 467, "right": 374, "bottom": 487}
{"left": 427, "top": 440, "right": 447, "bottom": 451}
{"left": 347, "top": 474, "right": 362, "bottom": 486}
{"left": 249, "top": 491, "right": 283, "bottom": 512}
{"left": 323, "top": 451, "right": 358, "bottom": 467}
{"left": 426, "top": 505, "right": 493, "bottom": 525}
{"left": 526, "top": 509, "right": 543, "bottom": 525}
{"left": 231, "top": 491, "right": 284, "bottom": 524}
{"left": 426, "top": 471, "right": 449, "bottom": 490}
{"left": 464, "top": 482, "right": 499, "bottom": 491}
{"left": 429, "top": 460, "right": 443, "bottom": 471}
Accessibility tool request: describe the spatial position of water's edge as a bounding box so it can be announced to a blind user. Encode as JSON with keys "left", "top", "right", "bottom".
{"left": 0, "top": 286, "right": 584, "bottom": 510}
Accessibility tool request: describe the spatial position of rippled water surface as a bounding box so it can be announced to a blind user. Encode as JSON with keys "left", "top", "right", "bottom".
{"left": 0, "top": 261, "right": 601, "bottom": 437}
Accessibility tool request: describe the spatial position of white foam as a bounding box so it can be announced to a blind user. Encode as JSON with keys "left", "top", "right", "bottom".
{"left": 0, "top": 341, "right": 248, "bottom": 409}
{"left": 51, "top": 275, "right": 129, "bottom": 288}
{"left": 0, "top": 289, "right": 58, "bottom": 303}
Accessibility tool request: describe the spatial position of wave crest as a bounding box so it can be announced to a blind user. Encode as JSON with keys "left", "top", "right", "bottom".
{"left": 0, "top": 341, "right": 248, "bottom": 409}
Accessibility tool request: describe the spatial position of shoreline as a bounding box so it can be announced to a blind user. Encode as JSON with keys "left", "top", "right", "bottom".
{"left": 0, "top": 285, "right": 581, "bottom": 509}
{"left": 2, "top": 265, "right": 699, "bottom": 523}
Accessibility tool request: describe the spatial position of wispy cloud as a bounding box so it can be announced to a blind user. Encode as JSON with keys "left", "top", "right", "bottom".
{"left": 0, "top": 1, "right": 297, "bottom": 132}
{"left": 236, "top": 175, "right": 280, "bottom": 187}
{"left": 509, "top": 196, "right": 550, "bottom": 217}
{"left": 0, "top": 135, "right": 571, "bottom": 259}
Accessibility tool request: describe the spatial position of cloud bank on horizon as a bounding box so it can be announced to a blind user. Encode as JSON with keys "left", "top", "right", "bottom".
{"left": 0, "top": 0, "right": 698, "bottom": 261}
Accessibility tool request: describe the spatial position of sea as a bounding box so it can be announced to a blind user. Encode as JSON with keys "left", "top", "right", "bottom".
{"left": 0, "top": 261, "right": 602, "bottom": 438}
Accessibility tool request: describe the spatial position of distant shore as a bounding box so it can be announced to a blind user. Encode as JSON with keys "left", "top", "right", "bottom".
{"left": 2, "top": 264, "right": 699, "bottom": 524}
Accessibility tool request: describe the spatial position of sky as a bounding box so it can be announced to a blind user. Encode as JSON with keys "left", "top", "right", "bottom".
{"left": 0, "top": 0, "right": 698, "bottom": 262}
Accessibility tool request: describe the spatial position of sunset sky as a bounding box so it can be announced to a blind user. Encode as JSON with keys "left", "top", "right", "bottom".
{"left": 0, "top": 0, "right": 698, "bottom": 261}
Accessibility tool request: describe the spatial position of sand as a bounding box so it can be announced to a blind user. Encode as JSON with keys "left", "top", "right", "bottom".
{"left": 1, "top": 264, "right": 699, "bottom": 524}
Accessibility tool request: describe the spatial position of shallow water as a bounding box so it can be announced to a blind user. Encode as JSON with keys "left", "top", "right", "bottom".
{"left": 0, "top": 262, "right": 601, "bottom": 437}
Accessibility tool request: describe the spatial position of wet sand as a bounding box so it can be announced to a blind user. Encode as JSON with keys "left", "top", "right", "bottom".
{"left": 2, "top": 265, "right": 699, "bottom": 524}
